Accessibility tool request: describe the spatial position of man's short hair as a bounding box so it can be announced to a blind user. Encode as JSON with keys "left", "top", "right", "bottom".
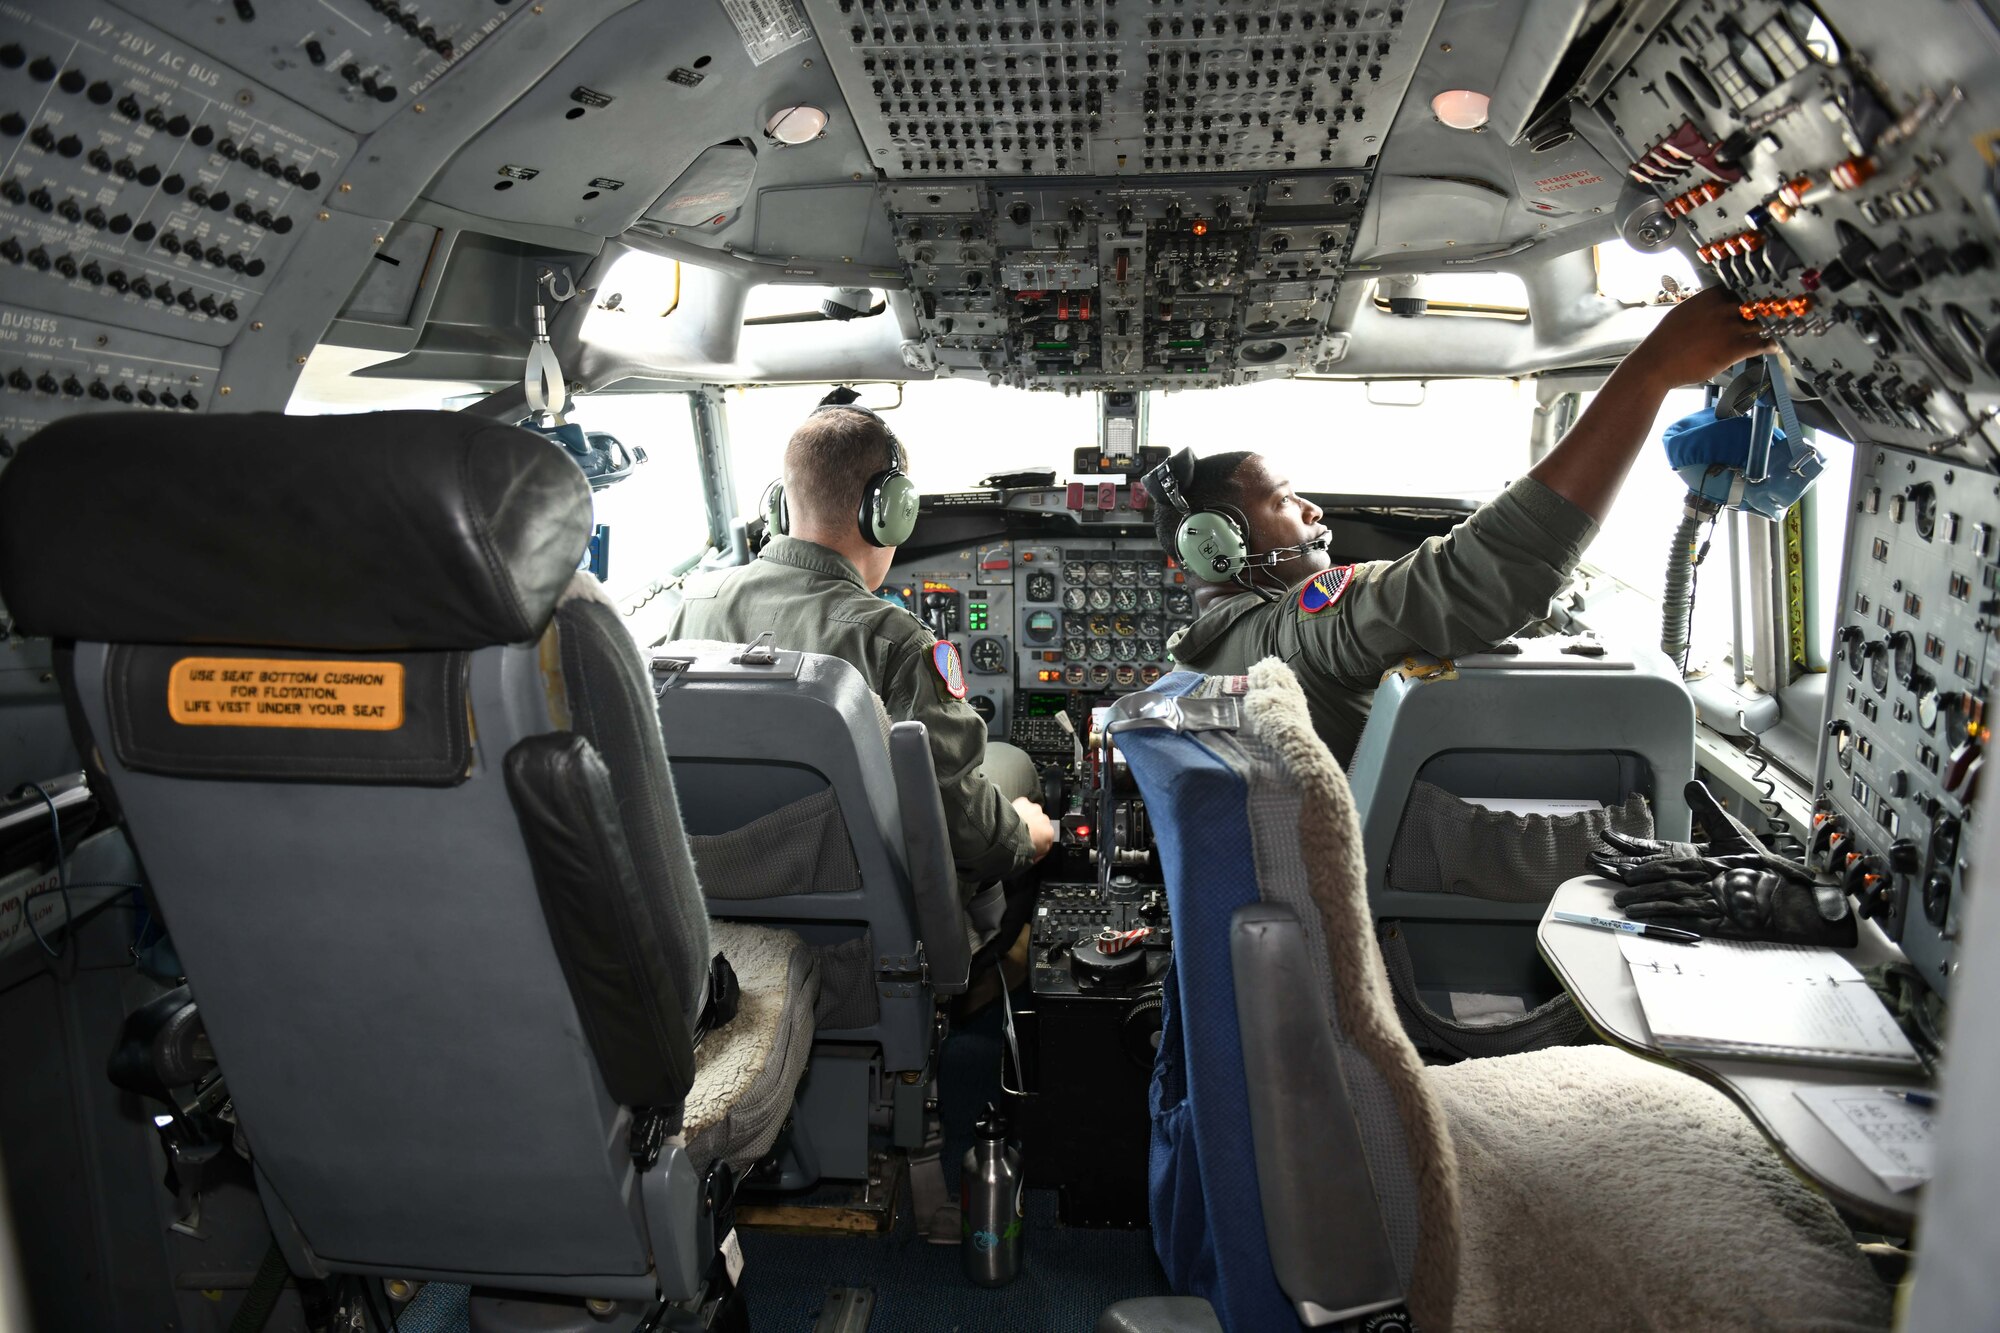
{"left": 1151, "top": 450, "right": 1254, "bottom": 553}
{"left": 783, "top": 407, "right": 905, "bottom": 530}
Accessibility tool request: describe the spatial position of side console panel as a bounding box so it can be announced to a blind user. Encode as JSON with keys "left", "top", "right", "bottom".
{"left": 1594, "top": 0, "right": 2000, "bottom": 992}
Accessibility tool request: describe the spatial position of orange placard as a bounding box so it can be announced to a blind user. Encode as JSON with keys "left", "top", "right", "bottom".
{"left": 166, "top": 657, "right": 405, "bottom": 731}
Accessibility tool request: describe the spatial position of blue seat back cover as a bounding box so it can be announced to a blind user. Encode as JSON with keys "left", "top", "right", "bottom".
{"left": 1118, "top": 671, "right": 1294, "bottom": 1332}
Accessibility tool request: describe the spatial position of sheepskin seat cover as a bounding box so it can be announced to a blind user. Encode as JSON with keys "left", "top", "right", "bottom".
{"left": 682, "top": 921, "right": 819, "bottom": 1170}
{"left": 1241, "top": 656, "right": 1892, "bottom": 1332}
{"left": 1434, "top": 1044, "right": 1895, "bottom": 1331}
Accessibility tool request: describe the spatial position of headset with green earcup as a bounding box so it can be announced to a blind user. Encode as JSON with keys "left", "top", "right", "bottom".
{"left": 762, "top": 477, "right": 789, "bottom": 537}
{"left": 1174, "top": 507, "right": 1250, "bottom": 582}
{"left": 858, "top": 462, "right": 919, "bottom": 547}
{"left": 1142, "top": 446, "right": 1250, "bottom": 583}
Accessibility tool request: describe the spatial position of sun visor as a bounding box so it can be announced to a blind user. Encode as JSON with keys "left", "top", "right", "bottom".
{"left": 643, "top": 141, "right": 758, "bottom": 230}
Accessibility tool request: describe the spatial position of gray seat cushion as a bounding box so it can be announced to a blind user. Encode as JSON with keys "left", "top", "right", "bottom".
{"left": 1095, "top": 1297, "right": 1224, "bottom": 1333}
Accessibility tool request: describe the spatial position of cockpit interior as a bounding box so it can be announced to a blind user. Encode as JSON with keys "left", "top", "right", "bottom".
{"left": 2, "top": 0, "right": 1998, "bottom": 1329}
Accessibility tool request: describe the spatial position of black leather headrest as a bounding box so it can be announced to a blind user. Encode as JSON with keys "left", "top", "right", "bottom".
{"left": 0, "top": 411, "right": 592, "bottom": 650}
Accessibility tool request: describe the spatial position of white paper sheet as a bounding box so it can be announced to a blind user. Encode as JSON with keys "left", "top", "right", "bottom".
{"left": 1618, "top": 934, "right": 1865, "bottom": 984}
{"left": 1619, "top": 936, "right": 1917, "bottom": 1068}
{"left": 1463, "top": 796, "right": 1606, "bottom": 817}
{"left": 1448, "top": 992, "right": 1528, "bottom": 1027}
{"left": 1794, "top": 1086, "right": 1935, "bottom": 1191}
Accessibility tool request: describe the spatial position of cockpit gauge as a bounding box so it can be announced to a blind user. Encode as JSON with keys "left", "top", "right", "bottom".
{"left": 1026, "top": 571, "right": 1058, "bottom": 602}
{"left": 1138, "top": 587, "right": 1163, "bottom": 611}
{"left": 1089, "top": 587, "right": 1114, "bottom": 611}
{"left": 1114, "top": 639, "right": 1138, "bottom": 661}
{"left": 1141, "top": 564, "right": 1164, "bottom": 586}
{"left": 1063, "top": 587, "right": 1089, "bottom": 612}
{"left": 1089, "top": 639, "right": 1113, "bottom": 661}
{"left": 968, "top": 695, "right": 997, "bottom": 722}
{"left": 1113, "top": 614, "right": 1137, "bottom": 636}
{"left": 1140, "top": 640, "right": 1163, "bottom": 660}
{"left": 1141, "top": 665, "right": 1163, "bottom": 685}
{"left": 1090, "top": 665, "right": 1113, "bottom": 688}
{"left": 1064, "top": 614, "right": 1088, "bottom": 638}
{"left": 1115, "top": 562, "right": 1138, "bottom": 585}
{"left": 1139, "top": 616, "right": 1163, "bottom": 637}
{"left": 878, "top": 586, "right": 913, "bottom": 611}
{"left": 971, "top": 637, "right": 1008, "bottom": 674}
{"left": 1114, "top": 664, "right": 1138, "bottom": 687}
{"left": 1888, "top": 631, "right": 1919, "bottom": 690}
{"left": 1866, "top": 641, "right": 1891, "bottom": 695}
{"left": 1024, "top": 611, "right": 1058, "bottom": 644}
{"left": 1113, "top": 587, "right": 1139, "bottom": 611}
{"left": 1917, "top": 689, "right": 1941, "bottom": 732}
{"left": 1088, "top": 616, "right": 1112, "bottom": 637}
{"left": 1088, "top": 561, "right": 1115, "bottom": 586}
{"left": 1064, "top": 564, "right": 1088, "bottom": 585}
{"left": 1165, "top": 590, "right": 1193, "bottom": 617}
{"left": 1066, "top": 664, "right": 1088, "bottom": 686}
{"left": 1066, "top": 637, "right": 1089, "bottom": 660}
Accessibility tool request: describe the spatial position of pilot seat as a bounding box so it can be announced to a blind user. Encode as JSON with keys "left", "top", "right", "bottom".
{"left": 648, "top": 637, "right": 968, "bottom": 1191}
{"left": 0, "top": 411, "right": 819, "bottom": 1332}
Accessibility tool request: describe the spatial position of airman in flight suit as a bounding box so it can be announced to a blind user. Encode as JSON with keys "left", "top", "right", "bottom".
{"left": 1157, "top": 288, "right": 1774, "bottom": 759}
{"left": 671, "top": 400, "right": 1055, "bottom": 923}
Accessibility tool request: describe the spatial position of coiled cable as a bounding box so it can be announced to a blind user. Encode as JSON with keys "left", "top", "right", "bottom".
{"left": 1737, "top": 709, "right": 1804, "bottom": 859}
{"left": 1660, "top": 493, "right": 1722, "bottom": 672}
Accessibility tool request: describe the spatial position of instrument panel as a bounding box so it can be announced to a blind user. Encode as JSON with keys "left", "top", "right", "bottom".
{"left": 1815, "top": 448, "right": 1992, "bottom": 997}
{"left": 879, "top": 490, "right": 1195, "bottom": 746}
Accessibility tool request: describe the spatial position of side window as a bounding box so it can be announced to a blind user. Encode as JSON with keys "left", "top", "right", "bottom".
{"left": 1574, "top": 387, "right": 1853, "bottom": 682}
{"left": 564, "top": 393, "right": 708, "bottom": 604}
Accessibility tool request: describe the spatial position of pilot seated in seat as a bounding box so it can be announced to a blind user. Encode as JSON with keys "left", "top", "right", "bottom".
{"left": 1154, "top": 288, "right": 1773, "bottom": 762}
{"left": 670, "top": 393, "right": 1057, "bottom": 947}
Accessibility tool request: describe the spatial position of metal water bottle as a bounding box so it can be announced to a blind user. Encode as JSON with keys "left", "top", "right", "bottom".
{"left": 961, "top": 1104, "right": 1024, "bottom": 1287}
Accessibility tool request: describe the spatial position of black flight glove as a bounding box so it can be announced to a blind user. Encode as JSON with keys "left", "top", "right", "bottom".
{"left": 1589, "top": 781, "right": 1857, "bottom": 946}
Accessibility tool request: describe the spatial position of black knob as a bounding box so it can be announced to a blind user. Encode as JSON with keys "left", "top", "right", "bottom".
{"left": 1922, "top": 871, "right": 1951, "bottom": 928}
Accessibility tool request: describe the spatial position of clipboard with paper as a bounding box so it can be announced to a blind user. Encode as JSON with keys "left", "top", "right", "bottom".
{"left": 1619, "top": 936, "right": 1922, "bottom": 1071}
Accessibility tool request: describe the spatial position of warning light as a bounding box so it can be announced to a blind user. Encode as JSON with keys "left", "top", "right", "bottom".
{"left": 1191, "top": 219, "right": 1209, "bottom": 236}
{"left": 1074, "top": 825, "right": 1091, "bottom": 839}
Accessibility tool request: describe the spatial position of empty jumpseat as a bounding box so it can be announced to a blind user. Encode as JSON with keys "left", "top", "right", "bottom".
{"left": 0, "top": 411, "right": 816, "bottom": 1315}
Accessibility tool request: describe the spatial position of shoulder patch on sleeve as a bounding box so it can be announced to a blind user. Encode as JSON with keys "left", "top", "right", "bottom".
{"left": 1297, "top": 565, "right": 1356, "bottom": 615}
{"left": 931, "top": 640, "right": 967, "bottom": 700}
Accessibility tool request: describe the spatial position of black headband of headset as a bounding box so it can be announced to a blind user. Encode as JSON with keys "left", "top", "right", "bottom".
{"left": 1141, "top": 447, "right": 1199, "bottom": 517}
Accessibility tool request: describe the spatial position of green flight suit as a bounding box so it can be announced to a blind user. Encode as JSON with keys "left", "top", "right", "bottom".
{"left": 669, "top": 537, "right": 1036, "bottom": 898}
{"left": 1167, "top": 477, "right": 1599, "bottom": 761}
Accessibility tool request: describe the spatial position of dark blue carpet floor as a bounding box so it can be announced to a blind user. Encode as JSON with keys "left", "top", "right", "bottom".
{"left": 735, "top": 991, "right": 1173, "bottom": 1332}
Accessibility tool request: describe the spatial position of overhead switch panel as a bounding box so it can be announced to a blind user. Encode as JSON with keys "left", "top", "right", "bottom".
{"left": 806, "top": 0, "right": 1442, "bottom": 178}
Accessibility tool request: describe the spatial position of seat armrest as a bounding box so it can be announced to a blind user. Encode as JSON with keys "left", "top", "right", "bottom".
{"left": 1230, "top": 902, "right": 1404, "bottom": 1325}
{"left": 889, "top": 721, "right": 969, "bottom": 995}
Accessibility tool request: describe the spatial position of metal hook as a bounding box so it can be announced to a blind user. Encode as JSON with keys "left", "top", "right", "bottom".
{"left": 538, "top": 265, "right": 579, "bottom": 303}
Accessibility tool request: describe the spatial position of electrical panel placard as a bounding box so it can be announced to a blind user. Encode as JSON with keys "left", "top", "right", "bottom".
{"left": 0, "top": 3, "right": 355, "bottom": 347}
{"left": 0, "top": 304, "right": 219, "bottom": 455}
{"left": 122, "top": 0, "right": 528, "bottom": 135}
